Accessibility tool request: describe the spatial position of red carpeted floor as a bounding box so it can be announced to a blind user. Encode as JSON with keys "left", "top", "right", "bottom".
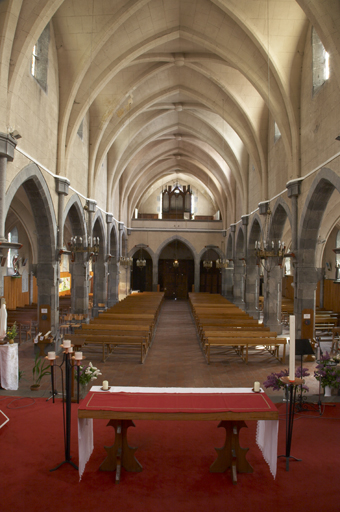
{"left": 1, "top": 396, "right": 340, "bottom": 512}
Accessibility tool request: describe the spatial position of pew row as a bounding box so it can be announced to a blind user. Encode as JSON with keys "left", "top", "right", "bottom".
{"left": 204, "top": 336, "right": 287, "bottom": 364}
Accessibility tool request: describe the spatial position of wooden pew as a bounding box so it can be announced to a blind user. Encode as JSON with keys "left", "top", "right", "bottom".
{"left": 204, "top": 336, "right": 287, "bottom": 364}
{"left": 69, "top": 333, "right": 148, "bottom": 363}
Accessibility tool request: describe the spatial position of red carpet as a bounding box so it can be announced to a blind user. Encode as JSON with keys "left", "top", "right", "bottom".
{"left": 1, "top": 396, "right": 340, "bottom": 512}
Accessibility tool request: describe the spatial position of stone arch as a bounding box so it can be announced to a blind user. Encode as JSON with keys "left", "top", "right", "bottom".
{"left": 92, "top": 211, "right": 107, "bottom": 315}
{"left": 269, "top": 198, "right": 292, "bottom": 242}
{"left": 6, "top": 162, "right": 58, "bottom": 331}
{"left": 295, "top": 168, "right": 340, "bottom": 335}
{"left": 299, "top": 168, "right": 340, "bottom": 266}
{"left": 6, "top": 162, "right": 57, "bottom": 264}
{"left": 155, "top": 235, "right": 198, "bottom": 295}
{"left": 63, "top": 194, "right": 87, "bottom": 240}
{"left": 129, "top": 244, "right": 155, "bottom": 293}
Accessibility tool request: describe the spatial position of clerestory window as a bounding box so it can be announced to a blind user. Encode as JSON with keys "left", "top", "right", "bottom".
{"left": 312, "top": 27, "right": 329, "bottom": 95}
{"left": 31, "top": 23, "right": 50, "bottom": 92}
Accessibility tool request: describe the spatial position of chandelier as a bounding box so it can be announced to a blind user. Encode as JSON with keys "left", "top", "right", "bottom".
{"left": 216, "top": 258, "right": 229, "bottom": 269}
{"left": 203, "top": 260, "right": 213, "bottom": 269}
{"left": 120, "top": 256, "right": 133, "bottom": 267}
{"left": 68, "top": 236, "right": 100, "bottom": 261}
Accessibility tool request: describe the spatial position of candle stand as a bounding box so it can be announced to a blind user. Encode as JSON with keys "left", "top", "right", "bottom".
{"left": 278, "top": 377, "right": 303, "bottom": 471}
{"left": 47, "top": 344, "right": 84, "bottom": 472}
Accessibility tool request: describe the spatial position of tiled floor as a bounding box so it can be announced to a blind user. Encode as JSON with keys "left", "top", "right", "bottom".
{"left": 0, "top": 299, "right": 334, "bottom": 402}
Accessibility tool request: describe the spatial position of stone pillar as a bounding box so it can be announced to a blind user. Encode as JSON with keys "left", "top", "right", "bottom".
{"left": 263, "top": 265, "right": 283, "bottom": 333}
{"left": 287, "top": 179, "right": 305, "bottom": 335}
{"left": 70, "top": 252, "right": 89, "bottom": 315}
{"left": 55, "top": 177, "right": 70, "bottom": 321}
{"left": 224, "top": 224, "right": 235, "bottom": 300}
{"left": 55, "top": 177, "right": 70, "bottom": 250}
{"left": 233, "top": 218, "right": 248, "bottom": 310}
{"left": 152, "top": 255, "right": 158, "bottom": 292}
{"left": 0, "top": 133, "right": 16, "bottom": 240}
{"left": 106, "top": 214, "right": 119, "bottom": 307}
{"left": 194, "top": 254, "right": 200, "bottom": 292}
{"left": 0, "top": 133, "right": 17, "bottom": 296}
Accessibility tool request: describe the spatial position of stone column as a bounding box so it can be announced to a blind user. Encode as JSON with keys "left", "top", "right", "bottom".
{"left": 152, "top": 254, "right": 158, "bottom": 292}
{"left": 258, "top": 201, "right": 283, "bottom": 333}
{"left": 106, "top": 214, "right": 119, "bottom": 307}
{"left": 287, "top": 179, "right": 305, "bottom": 335}
{"left": 194, "top": 254, "right": 200, "bottom": 292}
{"left": 233, "top": 217, "right": 248, "bottom": 310}
{"left": 224, "top": 224, "right": 235, "bottom": 300}
{"left": 0, "top": 133, "right": 17, "bottom": 296}
{"left": 55, "top": 177, "right": 70, "bottom": 322}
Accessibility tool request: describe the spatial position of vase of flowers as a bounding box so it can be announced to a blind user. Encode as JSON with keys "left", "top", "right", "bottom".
{"left": 314, "top": 352, "right": 340, "bottom": 395}
{"left": 6, "top": 322, "right": 18, "bottom": 344}
{"left": 76, "top": 362, "right": 102, "bottom": 399}
{"left": 263, "top": 367, "right": 310, "bottom": 397}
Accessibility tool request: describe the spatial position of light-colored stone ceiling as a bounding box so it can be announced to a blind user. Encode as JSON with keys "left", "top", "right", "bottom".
{"left": 7, "top": 0, "right": 340, "bottom": 225}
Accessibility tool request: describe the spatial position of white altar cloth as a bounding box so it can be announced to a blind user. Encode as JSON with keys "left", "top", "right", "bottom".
{"left": 0, "top": 343, "right": 18, "bottom": 390}
{"left": 78, "top": 386, "right": 279, "bottom": 480}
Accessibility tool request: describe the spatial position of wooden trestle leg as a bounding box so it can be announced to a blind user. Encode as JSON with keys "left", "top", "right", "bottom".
{"left": 100, "top": 419, "right": 142, "bottom": 483}
{"left": 210, "top": 420, "right": 253, "bottom": 484}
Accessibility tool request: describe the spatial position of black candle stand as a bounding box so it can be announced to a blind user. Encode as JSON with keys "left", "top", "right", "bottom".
{"left": 295, "top": 338, "right": 316, "bottom": 413}
{"left": 278, "top": 377, "right": 303, "bottom": 471}
{"left": 49, "top": 345, "right": 83, "bottom": 472}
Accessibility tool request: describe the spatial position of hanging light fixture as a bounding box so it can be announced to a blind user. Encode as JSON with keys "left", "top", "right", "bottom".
{"left": 216, "top": 258, "right": 229, "bottom": 269}
{"left": 68, "top": 236, "right": 100, "bottom": 261}
{"left": 136, "top": 247, "right": 146, "bottom": 268}
{"left": 120, "top": 256, "right": 133, "bottom": 267}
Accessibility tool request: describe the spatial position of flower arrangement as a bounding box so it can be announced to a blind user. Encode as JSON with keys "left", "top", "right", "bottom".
{"left": 77, "top": 362, "right": 102, "bottom": 386}
{"left": 314, "top": 352, "right": 340, "bottom": 389}
{"left": 263, "top": 367, "right": 310, "bottom": 392}
{"left": 7, "top": 322, "right": 18, "bottom": 343}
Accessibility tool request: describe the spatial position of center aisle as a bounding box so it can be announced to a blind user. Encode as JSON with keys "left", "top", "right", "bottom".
{"left": 143, "top": 299, "right": 208, "bottom": 387}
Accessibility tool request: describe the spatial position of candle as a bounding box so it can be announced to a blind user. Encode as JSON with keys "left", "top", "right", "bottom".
{"left": 63, "top": 339, "right": 71, "bottom": 348}
{"left": 75, "top": 351, "right": 83, "bottom": 360}
{"left": 289, "top": 315, "right": 295, "bottom": 381}
{"left": 102, "top": 380, "right": 109, "bottom": 390}
{"left": 48, "top": 351, "right": 56, "bottom": 360}
{"left": 253, "top": 381, "right": 260, "bottom": 392}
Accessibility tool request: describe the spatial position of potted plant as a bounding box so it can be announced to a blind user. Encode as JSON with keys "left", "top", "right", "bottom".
{"left": 76, "top": 362, "right": 102, "bottom": 398}
{"left": 31, "top": 352, "right": 51, "bottom": 391}
{"left": 263, "top": 367, "right": 310, "bottom": 393}
{"left": 6, "top": 322, "right": 18, "bottom": 344}
{"left": 314, "top": 352, "right": 340, "bottom": 396}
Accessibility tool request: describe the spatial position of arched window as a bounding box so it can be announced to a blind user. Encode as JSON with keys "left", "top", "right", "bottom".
{"left": 312, "top": 27, "right": 329, "bottom": 95}
{"left": 31, "top": 23, "right": 50, "bottom": 92}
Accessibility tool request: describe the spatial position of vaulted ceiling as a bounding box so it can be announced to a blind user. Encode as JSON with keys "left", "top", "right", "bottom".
{"left": 7, "top": 0, "right": 340, "bottom": 225}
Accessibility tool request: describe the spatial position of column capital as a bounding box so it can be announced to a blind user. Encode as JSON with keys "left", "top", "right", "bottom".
{"left": 241, "top": 215, "right": 249, "bottom": 226}
{"left": 85, "top": 199, "right": 97, "bottom": 213}
{"left": 230, "top": 223, "right": 236, "bottom": 233}
{"left": 106, "top": 213, "right": 113, "bottom": 224}
{"left": 0, "top": 133, "right": 17, "bottom": 162}
{"left": 55, "top": 176, "right": 70, "bottom": 195}
{"left": 258, "top": 201, "right": 270, "bottom": 215}
{"left": 286, "top": 179, "right": 302, "bottom": 198}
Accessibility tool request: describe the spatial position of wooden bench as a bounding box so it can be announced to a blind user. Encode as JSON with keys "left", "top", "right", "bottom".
{"left": 204, "top": 337, "right": 287, "bottom": 364}
{"left": 69, "top": 332, "right": 149, "bottom": 363}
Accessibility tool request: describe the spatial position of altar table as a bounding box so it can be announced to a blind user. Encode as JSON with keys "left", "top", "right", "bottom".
{"left": 78, "top": 386, "right": 279, "bottom": 484}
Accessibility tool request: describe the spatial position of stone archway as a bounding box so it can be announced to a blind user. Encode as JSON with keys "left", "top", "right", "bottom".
{"left": 296, "top": 168, "right": 340, "bottom": 335}
{"left": 156, "top": 236, "right": 196, "bottom": 299}
{"left": 6, "top": 163, "right": 58, "bottom": 334}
